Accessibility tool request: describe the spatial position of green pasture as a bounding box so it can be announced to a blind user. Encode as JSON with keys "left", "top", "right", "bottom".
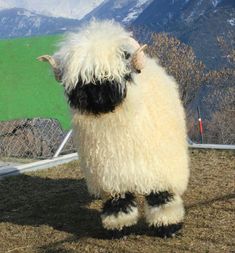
{"left": 0, "top": 35, "right": 71, "bottom": 130}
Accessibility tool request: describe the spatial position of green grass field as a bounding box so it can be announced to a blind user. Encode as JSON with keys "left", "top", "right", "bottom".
{"left": 0, "top": 35, "right": 71, "bottom": 130}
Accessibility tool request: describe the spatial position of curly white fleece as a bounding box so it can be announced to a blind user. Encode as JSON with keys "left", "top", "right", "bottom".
{"left": 72, "top": 57, "right": 189, "bottom": 196}
{"left": 54, "top": 20, "right": 139, "bottom": 91}
{"left": 55, "top": 20, "right": 189, "bottom": 197}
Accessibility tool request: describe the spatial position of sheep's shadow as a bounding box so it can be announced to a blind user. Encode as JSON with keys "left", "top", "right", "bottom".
{"left": 2, "top": 173, "right": 233, "bottom": 246}
{"left": 0, "top": 174, "right": 148, "bottom": 241}
{"left": 0, "top": 175, "right": 104, "bottom": 238}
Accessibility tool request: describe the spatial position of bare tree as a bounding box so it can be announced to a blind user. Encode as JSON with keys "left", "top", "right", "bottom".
{"left": 146, "top": 33, "right": 205, "bottom": 108}
{"left": 132, "top": 27, "right": 234, "bottom": 144}
{"left": 217, "top": 31, "right": 235, "bottom": 66}
{"left": 203, "top": 77, "right": 235, "bottom": 144}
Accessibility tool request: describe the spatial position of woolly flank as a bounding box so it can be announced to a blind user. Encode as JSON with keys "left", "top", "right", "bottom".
{"left": 72, "top": 58, "right": 189, "bottom": 196}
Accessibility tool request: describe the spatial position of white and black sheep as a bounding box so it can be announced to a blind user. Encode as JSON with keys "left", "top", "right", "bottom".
{"left": 38, "top": 20, "right": 189, "bottom": 237}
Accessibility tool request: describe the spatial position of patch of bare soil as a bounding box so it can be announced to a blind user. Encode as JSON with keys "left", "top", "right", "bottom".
{"left": 0, "top": 150, "right": 234, "bottom": 253}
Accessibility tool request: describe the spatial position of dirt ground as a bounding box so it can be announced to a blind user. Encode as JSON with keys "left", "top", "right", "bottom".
{"left": 0, "top": 149, "right": 234, "bottom": 253}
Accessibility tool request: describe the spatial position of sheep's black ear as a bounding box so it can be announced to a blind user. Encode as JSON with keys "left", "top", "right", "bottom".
{"left": 37, "top": 55, "right": 62, "bottom": 82}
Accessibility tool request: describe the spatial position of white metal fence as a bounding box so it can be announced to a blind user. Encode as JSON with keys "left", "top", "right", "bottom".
{"left": 1, "top": 117, "right": 235, "bottom": 163}
{"left": 0, "top": 117, "right": 235, "bottom": 179}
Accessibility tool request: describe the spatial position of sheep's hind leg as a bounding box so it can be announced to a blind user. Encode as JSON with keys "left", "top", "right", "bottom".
{"left": 144, "top": 191, "right": 184, "bottom": 238}
{"left": 101, "top": 192, "right": 139, "bottom": 232}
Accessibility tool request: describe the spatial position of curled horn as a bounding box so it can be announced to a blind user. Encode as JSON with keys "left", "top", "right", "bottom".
{"left": 37, "top": 55, "right": 62, "bottom": 82}
{"left": 131, "top": 44, "right": 147, "bottom": 72}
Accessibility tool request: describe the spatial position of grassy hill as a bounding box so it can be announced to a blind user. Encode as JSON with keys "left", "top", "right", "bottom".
{"left": 0, "top": 35, "right": 71, "bottom": 130}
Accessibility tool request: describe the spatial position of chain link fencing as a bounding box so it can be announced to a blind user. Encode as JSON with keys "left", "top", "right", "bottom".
{"left": 1, "top": 115, "right": 234, "bottom": 166}
{"left": 0, "top": 118, "right": 76, "bottom": 163}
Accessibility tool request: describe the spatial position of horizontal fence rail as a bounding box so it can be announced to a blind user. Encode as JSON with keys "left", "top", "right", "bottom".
{"left": 1, "top": 140, "right": 234, "bottom": 179}
{"left": 189, "top": 143, "right": 235, "bottom": 150}
{"left": 0, "top": 118, "right": 234, "bottom": 178}
{"left": 0, "top": 153, "right": 78, "bottom": 179}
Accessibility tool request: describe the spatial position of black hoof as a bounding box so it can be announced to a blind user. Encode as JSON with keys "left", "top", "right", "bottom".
{"left": 149, "top": 223, "right": 183, "bottom": 238}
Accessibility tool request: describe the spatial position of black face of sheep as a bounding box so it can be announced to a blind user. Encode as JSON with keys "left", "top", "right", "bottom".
{"left": 65, "top": 48, "right": 137, "bottom": 114}
{"left": 65, "top": 49, "right": 133, "bottom": 115}
{"left": 66, "top": 78, "right": 128, "bottom": 115}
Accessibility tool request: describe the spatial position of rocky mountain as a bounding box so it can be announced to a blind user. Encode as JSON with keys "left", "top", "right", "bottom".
{"left": 0, "top": 8, "right": 81, "bottom": 39}
{"left": 82, "top": 0, "right": 153, "bottom": 24}
{"left": 133, "top": 0, "right": 235, "bottom": 69}
{"left": 0, "top": 0, "right": 104, "bottom": 20}
{"left": 0, "top": 0, "right": 153, "bottom": 39}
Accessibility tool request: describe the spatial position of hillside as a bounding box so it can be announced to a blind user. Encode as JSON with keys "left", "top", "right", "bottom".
{"left": 81, "top": 0, "right": 153, "bottom": 24}
{"left": 133, "top": 0, "right": 235, "bottom": 69}
{"left": 0, "top": 0, "right": 104, "bottom": 20}
{"left": 0, "top": 35, "right": 71, "bottom": 129}
{"left": 0, "top": 150, "right": 234, "bottom": 252}
{"left": 0, "top": 8, "right": 81, "bottom": 39}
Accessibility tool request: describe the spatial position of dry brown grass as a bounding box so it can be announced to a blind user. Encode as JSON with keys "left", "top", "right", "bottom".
{"left": 0, "top": 149, "right": 234, "bottom": 253}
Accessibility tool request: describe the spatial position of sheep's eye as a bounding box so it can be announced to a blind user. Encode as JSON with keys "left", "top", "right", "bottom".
{"left": 124, "top": 51, "right": 131, "bottom": 60}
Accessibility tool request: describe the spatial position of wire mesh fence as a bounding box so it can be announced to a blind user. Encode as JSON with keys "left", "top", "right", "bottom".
{"left": 1, "top": 115, "right": 234, "bottom": 165}
{"left": 0, "top": 118, "right": 76, "bottom": 162}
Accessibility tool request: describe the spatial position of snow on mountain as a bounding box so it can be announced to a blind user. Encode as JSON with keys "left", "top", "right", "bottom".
{"left": 227, "top": 18, "right": 235, "bottom": 26}
{"left": 123, "top": 0, "right": 153, "bottom": 23}
{"left": 212, "top": 0, "right": 222, "bottom": 7}
{"left": 81, "top": 0, "right": 153, "bottom": 24}
{"left": 0, "top": 0, "right": 105, "bottom": 20}
{"left": 0, "top": 0, "right": 153, "bottom": 39}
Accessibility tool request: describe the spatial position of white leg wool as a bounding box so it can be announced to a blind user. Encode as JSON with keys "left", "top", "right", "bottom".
{"left": 144, "top": 195, "right": 185, "bottom": 227}
{"left": 101, "top": 206, "right": 139, "bottom": 231}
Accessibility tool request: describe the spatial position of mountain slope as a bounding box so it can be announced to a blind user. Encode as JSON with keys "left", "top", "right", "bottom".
{"left": 0, "top": 0, "right": 154, "bottom": 39}
{"left": 133, "top": 0, "right": 235, "bottom": 69}
{"left": 0, "top": 8, "right": 81, "bottom": 39}
{"left": 82, "top": 0, "right": 153, "bottom": 24}
{"left": 0, "top": 0, "right": 104, "bottom": 20}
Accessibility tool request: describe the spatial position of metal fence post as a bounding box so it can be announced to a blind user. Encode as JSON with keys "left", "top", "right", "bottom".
{"left": 53, "top": 129, "right": 73, "bottom": 158}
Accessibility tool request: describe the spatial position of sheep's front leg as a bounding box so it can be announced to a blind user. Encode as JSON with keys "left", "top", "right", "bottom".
{"left": 101, "top": 192, "right": 139, "bottom": 231}
{"left": 144, "top": 191, "right": 184, "bottom": 238}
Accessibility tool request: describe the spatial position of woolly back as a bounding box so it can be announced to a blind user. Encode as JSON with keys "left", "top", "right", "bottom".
{"left": 54, "top": 20, "right": 139, "bottom": 91}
